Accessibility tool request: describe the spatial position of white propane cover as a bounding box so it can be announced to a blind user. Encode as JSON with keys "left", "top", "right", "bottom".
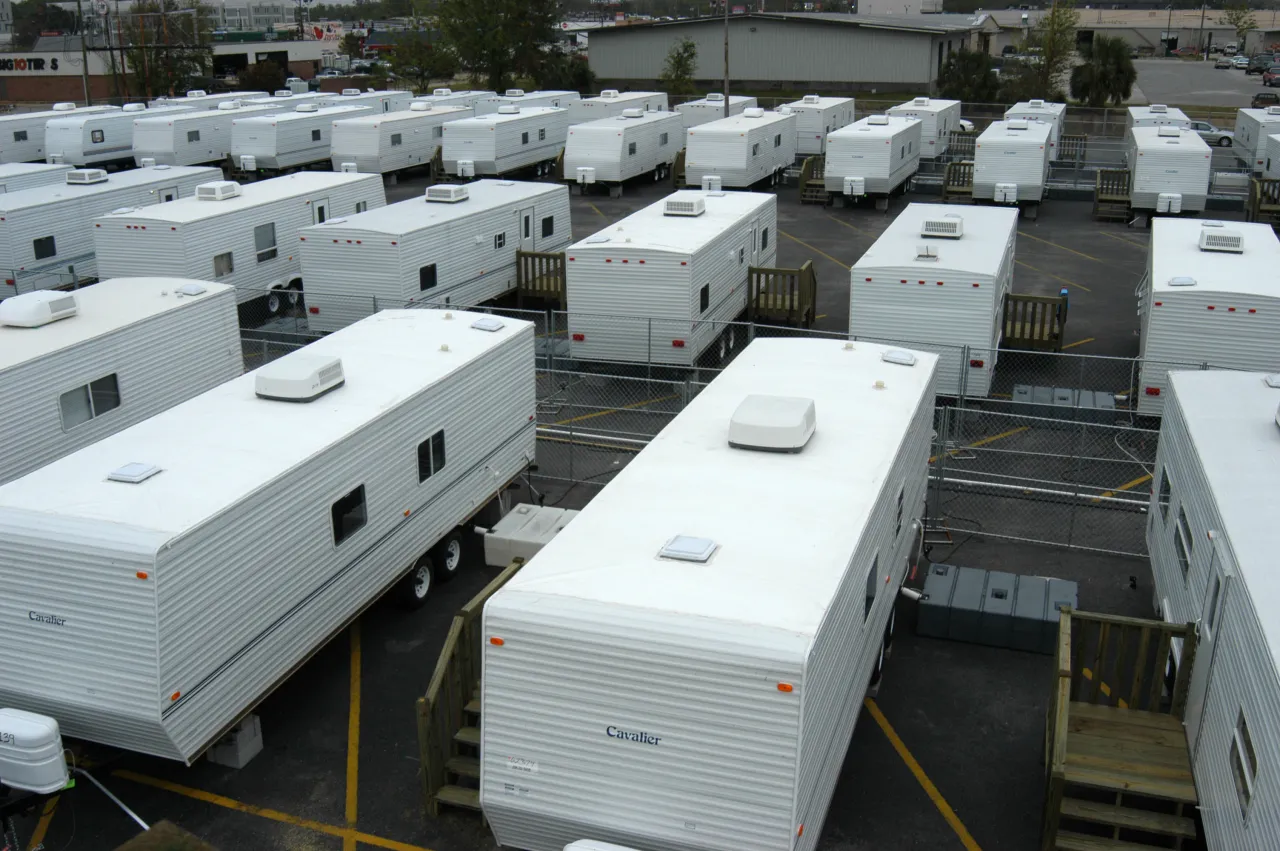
{"left": 728, "top": 395, "right": 816, "bottom": 452}
{"left": 238, "top": 154, "right": 257, "bottom": 171}
{"left": 340, "top": 162, "right": 358, "bottom": 173}
{"left": 255, "top": 354, "right": 345, "bottom": 402}
{"left": 699, "top": 175, "right": 722, "bottom": 192}
{"left": 0, "top": 290, "right": 78, "bottom": 327}
{"left": 458, "top": 160, "right": 475, "bottom": 177}
{"left": 1157, "top": 192, "right": 1183, "bottom": 213}
{"left": 576, "top": 166, "right": 596, "bottom": 184}
{"left": 844, "top": 176, "right": 866, "bottom": 195}
{"left": 995, "top": 182, "right": 1018, "bottom": 203}
{"left": 483, "top": 503, "right": 581, "bottom": 568}
{"left": 0, "top": 708, "right": 69, "bottom": 795}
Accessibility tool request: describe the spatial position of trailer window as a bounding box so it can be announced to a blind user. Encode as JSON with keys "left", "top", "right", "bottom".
{"left": 761, "top": 227, "right": 769, "bottom": 251}
{"left": 59, "top": 373, "right": 121, "bottom": 430}
{"left": 12, "top": 130, "right": 26, "bottom": 142}
{"left": 895, "top": 486, "right": 904, "bottom": 537}
{"left": 773, "top": 133, "right": 782, "bottom": 148}
{"left": 254, "top": 223, "right": 277, "bottom": 263}
{"left": 521, "top": 132, "right": 529, "bottom": 145}
{"left": 659, "top": 132, "right": 669, "bottom": 146}
{"left": 699, "top": 284, "right": 709, "bottom": 313}
{"left": 213, "top": 251, "right": 234, "bottom": 278}
{"left": 390, "top": 133, "right": 403, "bottom": 147}
{"left": 864, "top": 555, "right": 879, "bottom": 620}
{"left": 752, "top": 142, "right": 760, "bottom": 157}
{"left": 541, "top": 215, "right": 554, "bottom": 238}
{"left": 494, "top": 233, "right": 506, "bottom": 249}
{"left": 1174, "top": 529, "right": 1191, "bottom": 581}
{"left": 355, "top": 201, "right": 368, "bottom": 213}
{"left": 311, "top": 129, "right": 322, "bottom": 142}
{"left": 417, "top": 430, "right": 446, "bottom": 482}
{"left": 628, "top": 142, "right": 636, "bottom": 156}
{"left": 738, "top": 247, "right": 745, "bottom": 264}
{"left": 419, "top": 263, "right": 437, "bottom": 291}
{"left": 433, "top": 126, "right": 443, "bottom": 138}
{"left": 187, "top": 130, "right": 200, "bottom": 143}
{"left": 1232, "top": 709, "right": 1258, "bottom": 818}
{"left": 539, "top": 128, "right": 546, "bottom": 141}
{"left": 91, "top": 130, "right": 104, "bottom": 144}
{"left": 1158, "top": 468, "right": 1172, "bottom": 522}
{"left": 32, "top": 235, "right": 56, "bottom": 261}
{"left": 1176, "top": 505, "right": 1194, "bottom": 557}
{"left": 330, "top": 485, "right": 367, "bottom": 546}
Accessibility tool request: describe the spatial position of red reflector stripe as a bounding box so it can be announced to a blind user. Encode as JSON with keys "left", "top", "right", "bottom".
{"left": 1145, "top": 387, "right": 1160, "bottom": 396}
{"left": 572, "top": 333, "right": 584, "bottom": 341}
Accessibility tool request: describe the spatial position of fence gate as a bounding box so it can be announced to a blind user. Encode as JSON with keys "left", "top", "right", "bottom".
{"left": 1002, "top": 292, "right": 1069, "bottom": 352}
{"left": 943, "top": 161, "right": 974, "bottom": 202}
{"left": 747, "top": 261, "right": 817, "bottom": 327}
{"left": 947, "top": 130, "right": 977, "bottom": 158}
{"left": 1246, "top": 177, "right": 1280, "bottom": 227}
{"left": 515, "top": 250, "right": 566, "bottom": 308}
{"left": 1092, "top": 169, "right": 1132, "bottom": 221}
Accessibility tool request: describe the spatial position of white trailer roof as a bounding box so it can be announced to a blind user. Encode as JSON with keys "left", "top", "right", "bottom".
{"left": 0, "top": 309, "right": 530, "bottom": 540}
{"left": 687, "top": 109, "right": 793, "bottom": 134}
{"left": 1006, "top": 100, "right": 1066, "bottom": 118}
{"left": 1168, "top": 370, "right": 1280, "bottom": 666}
{"left": 1150, "top": 218, "right": 1280, "bottom": 298}
{"left": 0, "top": 163, "right": 71, "bottom": 180}
{"left": 784, "top": 95, "right": 854, "bottom": 110}
{"left": 49, "top": 103, "right": 189, "bottom": 129}
{"left": 0, "top": 165, "right": 218, "bottom": 214}
{"left": 497, "top": 337, "right": 937, "bottom": 636}
{"left": 446, "top": 106, "right": 564, "bottom": 128}
{"left": 235, "top": 104, "right": 369, "bottom": 125}
{"left": 1129, "top": 105, "right": 1190, "bottom": 123}
{"left": 243, "top": 92, "right": 325, "bottom": 107}
{"left": 0, "top": 104, "right": 117, "bottom": 124}
{"left": 301, "top": 179, "right": 562, "bottom": 236}
{"left": 153, "top": 91, "right": 266, "bottom": 108}
{"left": 569, "top": 110, "right": 679, "bottom": 131}
{"left": 979, "top": 119, "right": 1052, "bottom": 143}
{"left": 890, "top": 97, "right": 960, "bottom": 115}
{"left": 568, "top": 189, "right": 774, "bottom": 254}
{"left": 138, "top": 104, "right": 275, "bottom": 124}
{"left": 852, "top": 202, "right": 1017, "bottom": 278}
{"left": 95, "top": 171, "right": 378, "bottom": 224}
{"left": 830, "top": 114, "right": 920, "bottom": 140}
{"left": 331, "top": 104, "right": 471, "bottom": 129}
{"left": 1130, "top": 125, "right": 1210, "bottom": 152}
{"left": 578, "top": 90, "right": 663, "bottom": 105}
{"left": 681, "top": 95, "right": 755, "bottom": 108}
{"left": 0, "top": 277, "right": 234, "bottom": 370}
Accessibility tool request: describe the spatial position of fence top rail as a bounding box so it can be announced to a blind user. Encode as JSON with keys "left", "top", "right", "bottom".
{"left": 1065, "top": 608, "right": 1195, "bottom": 637}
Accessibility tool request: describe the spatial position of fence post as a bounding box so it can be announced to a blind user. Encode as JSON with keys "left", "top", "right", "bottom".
{"left": 958, "top": 345, "right": 970, "bottom": 409}
{"left": 1065, "top": 420, "right": 1086, "bottom": 550}
{"left": 647, "top": 317, "right": 653, "bottom": 381}
{"left": 262, "top": 339, "right": 268, "bottom": 364}
{"left": 568, "top": 417, "right": 575, "bottom": 484}
{"left": 547, "top": 311, "right": 557, "bottom": 374}
{"left": 931, "top": 405, "right": 950, "bottom": 528}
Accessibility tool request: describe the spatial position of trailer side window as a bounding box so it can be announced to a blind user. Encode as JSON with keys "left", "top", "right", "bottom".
{"left": 773, "top": 133, "right": 781, "bottom": 148}
{"left": 1174, "top": 528, "right": 1191, "bottom": 581}
{"left": 761, "top": 227, "right": 769, "bottom": 251}
{"left": 521, "top": 131, "right": 529, "bottom": 145}
{"left": 330, "top": 485, "right": 367, "bottom": 546}
{"left": 91, "top": 130, "right": 105, "bottom": 144}
{"left": 1232, "top": 709, "right": 1258, "bottom": 818}
{"left": 390, "top": 133, "right": 403, "bottom": 147}
{"left": 1176, "top": 505, "right": 1194, "bottom": 557}
{"left": 213, "top": 251, "right": 234, "bottom": 278}
{"left": 1158, "top": 469, "right": 1172, "bottom": 522}
{"left": 541, "top": 215, "right": 554, "bottom": 238}
{"left": 187, "top": 130, "right": 200, "bottom": 143}
{"left": 12, "top": 130, "right": 26, "bottom": 142}
{"left": 59, "top": 373, "right": 121, "bottom": 430}
{"left": 539, "top": 128, "right": 546, "bottom": 141}
{"left": 699, "top": 284, "right": 709, "bottom": 313}
{"left": 864, "top": 555, "right": 879, "bottom": 620}
{"left": 494, "top": 233, "right": 506, "bottom": 249}
{"left": 417, "top": 430, "right": 446, "bottom": 482}
{"left": 738, "top": 247, "right": 745, "bottom": 264}
{"left": 311, "top": 129, "right": 322, "bottom": 142}
{"left": 32, "top": 235, "right": 56, "bottom": 260}
{"left": 419, "top": 263, "right": 437, "bottom": 291}
{"left": 254, "top": 223, "right": 277, "bottom": 263}
{"left": 628, "top": 142, "right": 637, "bottom": 156}
{"left": 751, "top": 142, "right": 760, "bottom": 157}
{"left": 659, "top": 132, "right": 669, "bottom": 146}
{"left": 355, "top": 201, "right": 368, "bottom": 213}
{"left": 895, "top": 486, "right": 904, "bottom": 537}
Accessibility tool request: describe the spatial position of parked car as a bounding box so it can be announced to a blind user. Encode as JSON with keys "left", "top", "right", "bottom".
{"left": 1252, "top": 91, "right": 1280, "bottom": 108}
{"left": 1190, "top": 120, "right": 1234, "bottom": 146}
{"left": 1264, "top": 65, "right": 1280, "bottom": 86}
{"left": 1225, "top": 43, "right": 1239, "bottom": 55}
{"left": 1215, "top": 56, "right": 1234, "bottom": 68}
{"left": 1234, "top": 55, "right": 1250, "bottom": 68}
{"left": 1247, "top": 53, "right": 1275, "bottom": 74}
{"left": 1173, "top": 46, "right": 1200, "bottom": 57}
{"left": 317, "top": 68, "right": 343, "bottom": 77}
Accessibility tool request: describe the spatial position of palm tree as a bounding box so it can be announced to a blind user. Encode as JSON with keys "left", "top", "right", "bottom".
{"left": 938, "top": 48, "right": 1000, "bottom": 104}
{"left": 1070, "top": 36, "right": 1137, "bottom": 108}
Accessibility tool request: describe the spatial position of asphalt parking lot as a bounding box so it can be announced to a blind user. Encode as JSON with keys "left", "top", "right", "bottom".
{"left": 1134, "top": 56, "right": 1272, "bottom": 109}
{"left": 11, "top": 167, "right": 1192, "bottom": 851}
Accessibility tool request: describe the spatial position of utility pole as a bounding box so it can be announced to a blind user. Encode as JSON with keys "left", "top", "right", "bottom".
{"left": 1165, "top": 4, "right": 1172, "bottom": 56}
{"left": 105, "top": 7, "right": 121, "bottom": 101}
{"left": 1198, "top": 2, "right": 1206, "bottom": 57}
{"left": 722, "top": 0, "right": 729, "bottom": 117}
{"left": 75, "top": 0, "right": 93, "bottom": 104}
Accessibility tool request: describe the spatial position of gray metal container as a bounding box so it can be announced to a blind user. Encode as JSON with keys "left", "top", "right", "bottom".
{"left": 1012, "top": 575, "right": 1049, "bottom": 653}
{"left": 918, "top": 562, "right": 958, "bottom": 639}
{"left": 948, "top": 566, "right": 988, "bottom": 644}
{"left": 1044, "top": 578, "right": 1079, "bottom": 654}
{"left": 1031, "top": 385, "right": 1054, "bottom": 420}
{"left": 979, "top": 570, "right": 1017, "bottom": 647}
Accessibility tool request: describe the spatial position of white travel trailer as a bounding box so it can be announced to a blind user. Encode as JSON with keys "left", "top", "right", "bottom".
{"left": 476, "top": 89, "right": 580, "bottom": 115}
{"left": 0, "top": 278, "right": 242, "bottom": 485}
{"left": 1145, "top": 370, "right": 1280, "bottom": 851}
{"left": 285, "top": 77, "right": 308, "bottom": 94}
{"left": 480, "top": 337, "right": 938, "bottom": 851}
{"left": 44, "top": 103, "right": 196, "bottom": 168}
{"left": 233, "top": 104, "right": 371, "bottom": 173}
{"left": 1135, "top": 218, "right": 1280, "bottom": 416}
{"left": 567, "top": 90, "right": 668, "bottom": 121}
{"left": 300, "top": 180, "right": 571, "bottom": 331}
{"left": 442, "top": 106, "right": 570, "bottom": 178}
{"left": 243, "top": 91, "right": 327, "bottom": 111}
{"left": 564, "top": 110, "right": 685, "bottom": 193}
{"left": 784, "top": 94, "right": 856, "bottom": 155}
{"left": 1127, "top": 104, "right": 1192, "bottom": 130}
{"left": 0, "top": 162, "right": 74, "bottom": 193}
{"left": 972, "top": 119, "right": 1052, "bottom": 209}
{"left": 1233, "top": 106, "right": 1280, "bottom": 171}
{"left": 1126, "top": 126, "right": 1212, "bottom": 214}
{"left": 824, "top": 115, "right": 922, "bottom": 207}
{"left": 567, "top": 190, "right": 777, "bottom": 366}
{"left": 0, "top": 165, "right": 220, "bottom": 294}
{"left": 1004, "top": 99, "right": 1067, "bottom": 159}
{"left": 93, "top": 171, "right": 386, "bottom": 315}
{"left": 0, "top": 104, "right": 119, "bottom": 163}
{"left": 132, "top": 101, "right": 279, "bottom": 167}
{"left": 684, "top": 108, "right": 798, "bottom": 188}
{"left": 887, "top": 97, "right": 961, "bottom": 156}
{"left": 0, "top": 308, "right": 537, "bottom": 763}
{"left": 151, "top": 90, "right": 267, "bottom": 110}
{"left": 1266, "top": 133, "right": 1280, "bottom": 179}
{"left": 412, "top": 89, "right": 495, "bottom": 110}
{"left": 330, "top": 103, "right": 473, "bottom": 175}
{"left": 675, "top": 93, "right": 757, "bottom": 128}
{"left": 319, "top": 88, "right": 414, "bottom": 113}
{"left": 849, "top": 203, "right": 1017, "bottom": 398}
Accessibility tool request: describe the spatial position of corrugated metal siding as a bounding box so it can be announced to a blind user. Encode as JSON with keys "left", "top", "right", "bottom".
{"left": 677, "top": 97, "right": 756, "bottom": 128}
{"left": 567, "top": 92, "right": 669, "bottom": 122}
{"left": 685, "top": 113, "right": 797, "bottom": 188}
{"left": 1266, "top": 133, "right": 1280, "bottom": 179}
{"left": 564, "top": 113, "right": 685, "bottom": 183}
{"left": 0, "top": 286, "right": 242, "bottom": 485}
{"left": 589, "top": 19, "right": 939, "bottom": 86}
{"left": 1127, "top": 132, "right": 1211, "bottom": 212}
{"left": 233, "top": 108, "right": 373, "bottom": 170}
{"left": 0, "top": 106, "right": 120, "bottom": 164}
{"left": 824, "top": 120, "right": 921, "bottom": 194}
{"left": 0, "top": 164, "right": 73, "bottom": 194}
{"left": 1234, "top": 110, "right": 1280, "bottom": 172}
{"left": 45, "top": 107, "right": 195, "bottom": 168}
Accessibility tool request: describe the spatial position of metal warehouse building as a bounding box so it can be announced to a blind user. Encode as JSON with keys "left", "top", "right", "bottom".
{"left": 587, "top": 13, "right": 975, "bottom": 94}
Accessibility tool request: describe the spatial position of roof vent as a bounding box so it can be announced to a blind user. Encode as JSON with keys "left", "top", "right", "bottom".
{"left": 600, "top": 89, "right": 620, "bottom": 98}
{"left": 728, "top": 394, "right": 816, "bottom": 453}
{"left": 1006, "top": 119, "right": 1029, "bottom": 130}
{"left": 106, "top": 462, "right": 162, "bottom": 484}
{"left": 882, "top": 349, "right": 917, "bottom": 366}
{"left": 1198, "top": 227, "right": 1244, "bottom": 253}
{"left": 916, "top": 244, "right": 938, "bottom": 260}
{"left": 433, "top": 88, "right": 452, "bottom": 96}
{"left": 803, "top": 94, "right": 821, "bottom": 104}
{"left": 664, "top": 196, "right": 706, "bottom": 217}
{"left": 497, "top": 104, "right": 519, "bottom": 115}
{"left": 51, "top": 102, "right": 76, "bottom": 111}
{"left": 185, "top": 89, "right": 208, "bottom": 98}
{"left": 658, "top": 535, "right": 718, "bottom": 564}
{"left": 1157, "top": 126, "right": 1180, "bottom": 138}
{"left": 66, "top": 169, "right": 108, "bottom": 185}
{"left": 743, "top": 107, "right": 765, "bottom": 118}
{"left": 217, "top": 100, "right": 242, "bottom": 110}
{"left": 504, "top": 88, "right": 525, "bottom": 97}
{"left": 255, "top": 354, "right": 345, "bottom": 402}
{"left": 1149, "top": 104, "right": 1168, "bottom": 113}
{"left": 0, "top": 290, "right": 78, "bottom": 327}
{"left": 123, "top": 103, "right": 146, "bottom": 113}
{"left": 867, "top": 115, "right": 890, "bottom": 125}
{"left": 1265, "top": 374, "right": 1280, "bottom": 388}
{"left": 1167, "top": 276, "right": 1197, "bottom": 286}
{"left": 620, "top": 108, "right": 644, "bottom": 118}
{"left": 705, "top": 93, "right": 724, "bottom": 102}
{"left": 921, "top": 213, "right": 963, "bottom": 239}
{"left": 274, "top": 89, "right": 292, "bottom": 97}
{"left": 427, "top": 184, "right": 469, "bottom": 203}
{"left": 700, "top": 175, "right": 722, "bottom": 192}
{"left": 471, "top": 316, "right": 505, "bottom": 332}
{"left": 912, "top": 97, "right": 930, "bottom": 106}
{"left": 341, "top": 88, "right": 361, "bottom": 96}
{"left": 1029, "top": 98, "right": 1046, "bottom": 108}
{"left": 176, "top": 282, "right": 207, "bottom": 296}
{"left": 296, "top": 103, "right": 319, "bottom": 113}
{"left": 1268, "top": 106, "right": 1280, "bottom": 115}
{"left": 778, "top": 106, "right": 793, "bottom": 115}
{"left": 410, "top": 101, "right": 431, "bottom": 112}
{"left": 197, "top": 180, "right": 241, "bottom": 201}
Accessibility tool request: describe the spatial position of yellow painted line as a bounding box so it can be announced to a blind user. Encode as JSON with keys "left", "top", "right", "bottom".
{"left": 991, "top": 392, "right": 1012, "bottom": 399}
{"left": 825, "top": 214, "right": 874, "bottom": 237}
{"left": 864, "top": 698, "right": 984, "bottom": 851}
{"left": 1092, "top": 472, "right": 1152, "bottom": 504}
{"left": 929, "top": 425, "right": 1029, "bottom": 464}
{"left": 27, "top": 795, "right": 59, "bottom": 850}
{"left": 1015, "top": 259, "right": 1092, "bottom": 293}
{"left": 1080, "top": 667, "right": 1128, "bottom": 707}
{"left": 1102, "top": 231, "right": 1148, "bottom": 250}
{"left": 815, "top": 313, "right": 827, "bottom": 320}
{"left": 344, "top": 621, "right": 362, "bottom": 851}
{"left": 1017, "top": 229, "right": 1103, "bottom": 263}
{"left": 587, "top": 202, "right": 607, "bottom": 219}
{"left": 1060, "top": 337, "right": 1095, "bottom": 350}
{"left": 553, "top": 393, "right": 679, "bottom": 426}
{"left": 536, "top": 434, "right": 643, "bottom": 453}
{"left": 779, "top": 228, "right": 850, "bottom": 271}
{"left": 114, "top": 770, "right": 434, "bottom": 851}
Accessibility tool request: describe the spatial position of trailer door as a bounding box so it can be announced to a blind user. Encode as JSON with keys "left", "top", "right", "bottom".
{"left": 519, "top": 206, "right": 535, "bottom": 252}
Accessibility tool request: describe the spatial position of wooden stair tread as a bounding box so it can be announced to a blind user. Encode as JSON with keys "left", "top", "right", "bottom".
{"left": 1060, "top": 798, "right": 1196, "bottom": 839}
{"left": 446, "top": 755, "right": 480, "bottom": 779}
{"left": 1062, "top": 765, "right": 1197, "bottom": 803}
{"left": 434, "top": 784, "right": 481, "bottom": 811}
{"left": 454, "top": 726, "right": 480, "bottom": 746}
{"left": 464, "top": 698, "right": 481, "bottom": 715}
{"left": 1070, "top": 703, "right": 1185, "bottom": 733}
{"left": 1056, "top": 829, "right": 1179, "bottom": 851}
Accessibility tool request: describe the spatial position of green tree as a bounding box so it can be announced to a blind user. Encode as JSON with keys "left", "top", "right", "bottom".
{"left": 658, "top": 36, "right": 698, "bottom": 96}
{"left": 937, "top": 48, "right": 999, "bottom": 103}
{"left": 388, "top": 31, "right": 459, "bottom": 93}
{"left": 340, "top": 32, "right": 364, "bottom": 60}
{"left": 239, "top": 59, "right": 286, "bottom": 92}
{"left": 12, "top": 1, "right": 77, "bottom": 51}
{"left": 1223, "top": 2, "right": 1257, "bottom": 50}
{"left": 535, "top": 54, "right": 597, "bottom": 92}
{"left": 1020, "top": 0, "right": 1078, "bottom": 101}
{"left": 1069, "top": 34, "right": 1136, "bottom": 107}
{"left": 435, "top": 0, "right": 559, "bottom": 92}
{"left": 121, "top": 0, "right": 214, "bottom": 99}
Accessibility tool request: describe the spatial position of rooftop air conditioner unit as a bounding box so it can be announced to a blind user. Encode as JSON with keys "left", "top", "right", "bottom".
{"left": 1006, "top": 119, "right": 1029, "bottom": 130}
{"left": 65, "top": 169, "right": 108, "bottom": 185}
{"left": 504, "top": 88, "right": 525, "bottom": 97}
{"left": 728, "top": 395, "right": 816, "bottom": 453}
{"left": 139, "top": 157, "right": 156, "bottom": 168}
{"left": 1199, "top": 227, "right": 1245, "bottom": 253}
{"left": 705, "top": 93, "right": 725, "bottom": 102}
{"left": 341, "top": 88, "right": 361, "bottom": 96}
{"left": 497, "top": 104, "right": 520, "bottom": 115}
{"left": 912, "top": 97, "right": 931, "bottom": 106}
{"left": 921, "top": 213, "right": 964, "bottom": 239}
{"left": 867, "top": 115, "right": 890, "bottom": 125}
{"left": 664, "top": 196, "right": 706, "bottom": 217}
{"left": 274, "top": 89, "right": 292, "bottom": 97}
{"left": 1157, "top": 126, "right": 1180, "bottom": 137}
{"left": 743, "top": 107, "right": 765, "bottom": 118}
{"left": 600, "top": 89, "right": 620, "bottom": 98}
{"left": 1150, "top": 104, "right": 1168, "bottom": 113}
{"left": 255, "top": 354, "right": 345, "bottom": 402}
{"left": 51, "top": 102, "right": 76, "bottom": 111}
{"left": 217, "top": 100, "right": 242, "bottom": 110}
{"left": 1267, "top": 106, "right": 1280, "bottom": 115}
{"left": 1029, "top": 98, "right": 1045, "bottom": 108}
{"left": 433, "top": 88, "right": 452, "bottom": 96}
{"left": 296, "top": 103, "right": 319, "bottom": 112}
{"left": 185, "top": 89, "right": 208, "bottom": 98}
{"left": 0, "top": 290, "right": 78, "bottom": 328}
{"left": 410, "top": 101, "right": 431, "bottom": 112}
{"left": 197, "top": 180, "right": 241, "bottom": 201}
{"left": 803, "top": 94, "right": 821, "bottom": 105}
{"left": 427, "top": 184, "right": 470, "bottom": 203}
{"left": 122, "top": 103, "right": 146, "bottom": 113}
{"left": 620, "top": 108, "right": 644, "bottom": 119}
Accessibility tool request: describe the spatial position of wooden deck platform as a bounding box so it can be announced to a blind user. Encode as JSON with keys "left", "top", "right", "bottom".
{"left": 1064, "top": 703, "right": 1196, "bottom": 803}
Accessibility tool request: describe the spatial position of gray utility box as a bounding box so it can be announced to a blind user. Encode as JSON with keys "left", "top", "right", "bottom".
{"left": 918, "top": 563, "right": 959, "bottom": 638}
{"left": 948, "top": 566, "right": 989, "bottom": 644}
{"left": 1009, "top": 384, "right": 1118, "bottom": 426}
{"left": 979, "top": 571, "right": 1017, "bottom": 647}
{"left": 916, "top": 563, "right": 1078, "bottom": 655}
{"left": 1012, "top": 576, "right": 1048, "bottom": 653}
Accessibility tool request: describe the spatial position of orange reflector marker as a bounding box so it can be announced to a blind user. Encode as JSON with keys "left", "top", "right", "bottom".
{"left": 797, "top": 825, "right": 804, "bottom": 837}
{"left": 777, "top": 683, "right": 793, "bottom": 693}
{"left": 403, "top": 509, "right": 411, "bottom": 517}
{"left": 170, "top": 691, "right": 181, "bottom": 701}
{"left": 490, "top": 637, "right": 505, "bottom": 646}
{"left": 136, "top": 571, "right": 149, "bottom": 580}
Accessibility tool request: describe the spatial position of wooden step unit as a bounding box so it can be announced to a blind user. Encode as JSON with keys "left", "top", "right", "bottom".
{"left": 1059, "top": 799, "right": 1195, "bottom": 840}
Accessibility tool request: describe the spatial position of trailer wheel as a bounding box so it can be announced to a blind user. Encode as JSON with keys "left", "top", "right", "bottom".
{"left": 718, "top": 331, "right": 728, "bottom": 362}
{"left": 432, "top": 529, "right": 465, "bottom": 583}
{"left": 266, "top": 290, "right": 285, "bottom": 316}
{"left": 868, "top": 641, "right": 886, "bottom": 688}
{"left": 397, "top": 554, "right": 434, "bottom": 609}
{"left": 884, "top": 604, "right": 896, "bottom": 650}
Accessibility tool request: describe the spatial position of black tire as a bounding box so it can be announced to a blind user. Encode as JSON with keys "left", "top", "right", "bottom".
{"left": 266, "top": 289, "right": 286, "bottom": 316}
{"left": 1219, "top": 137, "right": 1232, "bottom": 147}
{"left": 718, "top": 331, "right": 728, "bottom": 362}
{"left": 432, "top": 529, "right": 465, "bottom": 583}
{"left": 884, "top": 604, "right": 897, "bottom": 650}
{"left": 869, "top": 641, "right": 886, "bottom": 688}
{"left": 397, "top": 554, "right": 434, "bottom": 610}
